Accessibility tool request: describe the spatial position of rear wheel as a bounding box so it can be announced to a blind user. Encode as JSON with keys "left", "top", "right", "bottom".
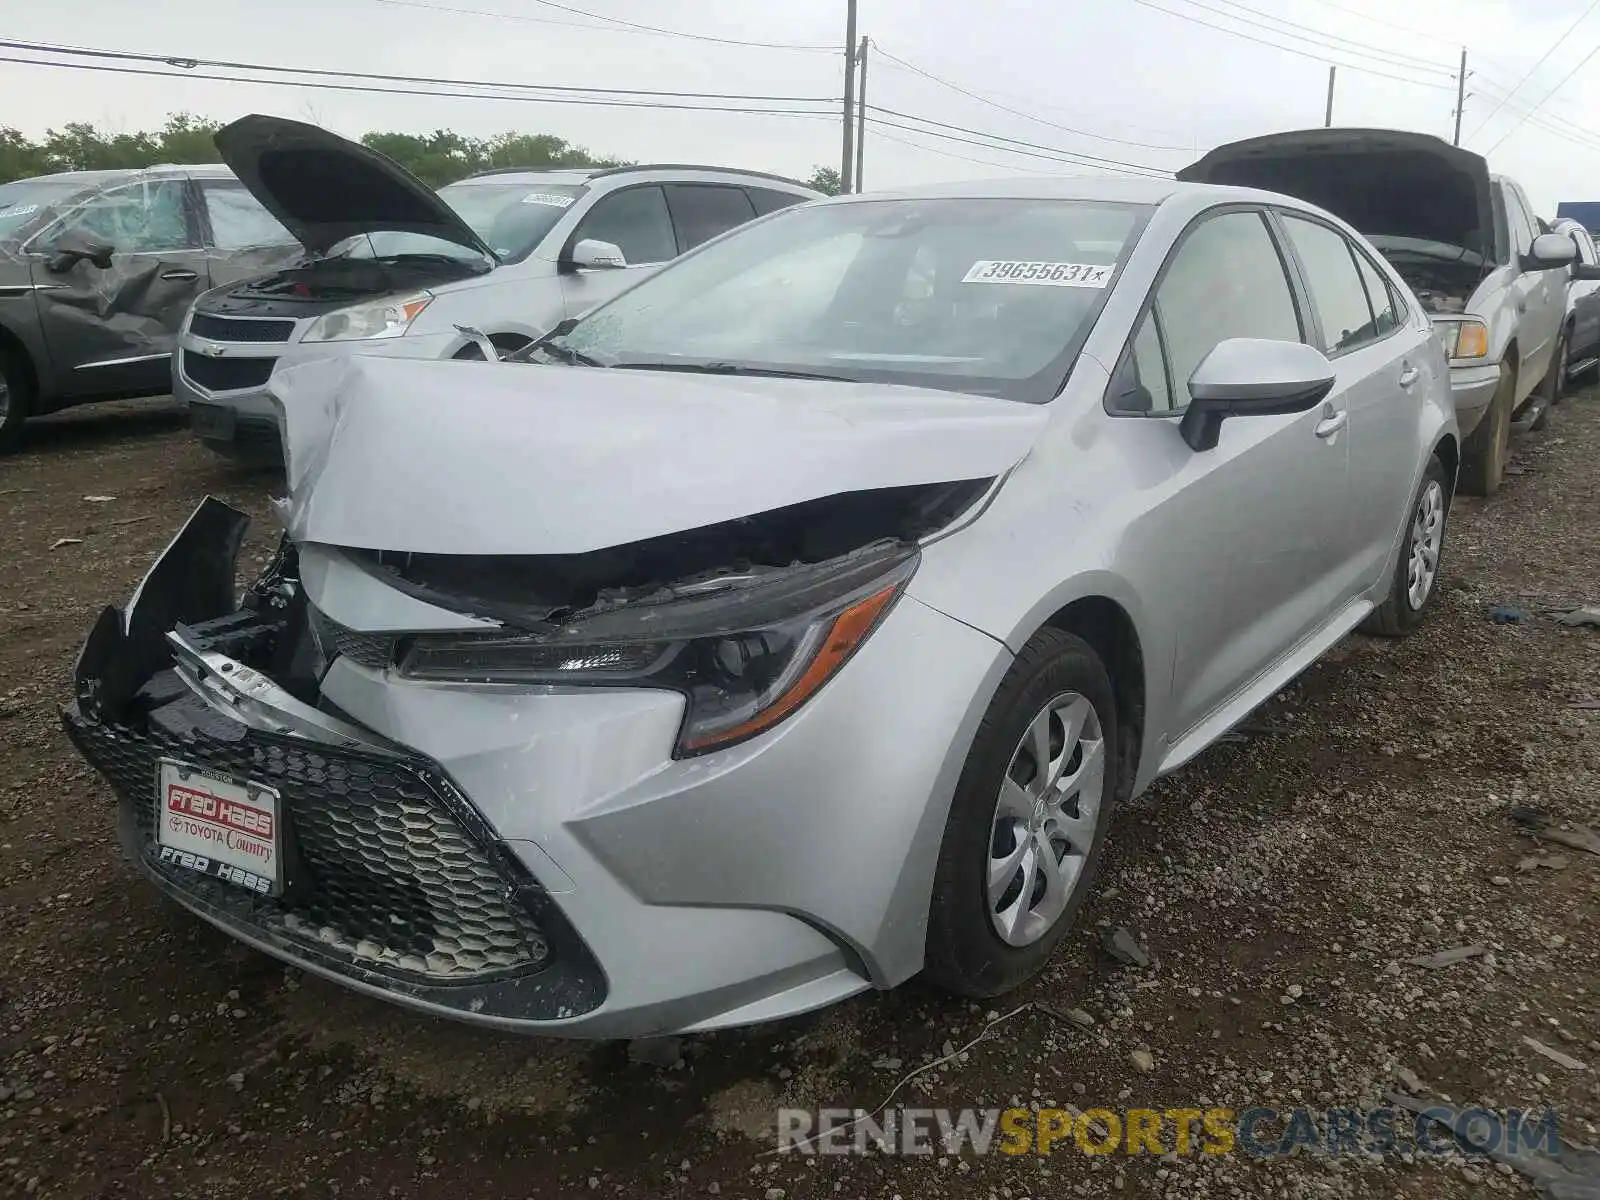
{"left": 0, "top": 348, "right": 31, "bottom": 455}
{"left": 925, "top": 627, "right": 1119, "bottom": 998}
{"left": 1458, "top": 361, "right": 1513, "bottom": 497}
{"left": 1361, "top": 454, "right": 1450, "bottom": 637}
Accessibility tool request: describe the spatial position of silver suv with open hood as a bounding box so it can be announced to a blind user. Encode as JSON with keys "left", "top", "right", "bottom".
{"left": 174, "top": 114, "right": 821, "bottom": 461}
{"left": 1180, "top": 128, "right": 1600, "bottom": 495}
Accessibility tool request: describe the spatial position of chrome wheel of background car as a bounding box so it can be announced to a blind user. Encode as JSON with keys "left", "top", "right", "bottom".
{"left": 987, "top": 691, "right": 1106, "bottom": 948}
{"left": 1406, "top": 479, "right": 1445, "bottom": 611}
{"left": 0, "top": 377, "right": 9, "bottom": 425}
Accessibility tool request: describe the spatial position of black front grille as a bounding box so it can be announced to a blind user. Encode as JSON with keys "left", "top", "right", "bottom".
{"left": 189, "top": 312, "right": 295, "bottom": 343}
{"left": 182, "top": 350, "right": 276, "bottom": 393}
{"left": 307, "top": 606, "right": 397, "bottom": 670}
{"left": 66, "top": 687, "right": 551, "bottom": 983}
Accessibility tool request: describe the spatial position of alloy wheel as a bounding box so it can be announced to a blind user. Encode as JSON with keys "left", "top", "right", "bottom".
{"left": 1406, "top": 479, "right": 1446, "bottom": 610}
{"left": 986, "top": 691, "right": 1107, "bottom": 948}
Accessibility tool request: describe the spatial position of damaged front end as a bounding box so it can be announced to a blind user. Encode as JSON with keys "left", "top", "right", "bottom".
{"left": 63, "top": 497, "right": 605, "bottom": 1023}
{"left": 63, "top": 470, "right": 995, "bottom": 1024}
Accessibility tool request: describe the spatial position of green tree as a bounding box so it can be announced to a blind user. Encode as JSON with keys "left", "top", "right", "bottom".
{"left": 806, "top": 165, "right": 842, "bottom": 196}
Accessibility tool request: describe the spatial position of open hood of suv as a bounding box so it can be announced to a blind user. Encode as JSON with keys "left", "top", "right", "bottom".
{"left": 1178, "top": 128, "right": 1494, "bottom": 255}
{"left": 214, "top": 114, "right": 496, "bottom": 258}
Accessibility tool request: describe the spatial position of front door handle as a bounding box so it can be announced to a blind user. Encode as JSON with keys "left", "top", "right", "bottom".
{"left": 1398, "top": 364, "right": 1420, "bottom": 388}
{"left": 161, "top": 269, "right": 198, "bottom": 282}
{"left": 1314, "top": 407, "right": 1348, "bottom": 439}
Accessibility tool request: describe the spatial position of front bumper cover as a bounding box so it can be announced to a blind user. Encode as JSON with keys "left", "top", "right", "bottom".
{"left": 64, "top": 497, "right": 607, "bottom": 1023}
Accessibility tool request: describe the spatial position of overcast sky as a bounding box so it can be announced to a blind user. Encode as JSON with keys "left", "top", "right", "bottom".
{"left": 4, "top": 0, "right": 1600, "bottom": 213}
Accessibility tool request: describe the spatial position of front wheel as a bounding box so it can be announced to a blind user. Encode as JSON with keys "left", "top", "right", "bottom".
{"left": 924, "top": 627, "right": 1120, "bottom": 998}
{"left": 1458, "top": 362, "right": 1512, "bottom": 497}
{"left": 1361, "top": 454, "right": 1451, "bottom": 637}
{"left": 0, "top": 348, "right": 31, "bottom": 455}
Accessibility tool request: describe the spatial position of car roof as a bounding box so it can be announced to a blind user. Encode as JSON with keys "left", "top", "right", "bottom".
{"left": 7, "top": 163, "right": 234, "bottom": 188}
{"left": 457, "top": 163, "right": 818, "bottom": 192}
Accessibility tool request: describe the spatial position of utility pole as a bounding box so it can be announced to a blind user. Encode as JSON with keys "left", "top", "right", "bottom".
{"left": 1324, "top": 66, "right": 1336, "bottom": 126}
{"left": 840, "top": 0, "right": 858, "bottom": 194}
{"left": 1454, "top": 47, "right": 1468, "bottom": 145}
{"left": 854, "top": 36, "right": 869, "bottom": 193}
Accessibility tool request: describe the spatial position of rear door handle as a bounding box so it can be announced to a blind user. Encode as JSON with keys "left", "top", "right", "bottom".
{"left": 1398, "top": 364, "right": 1420, "bottom": 388}
{"left": 1314, "top": 408, "right": 1348, "bottom": 439}
{"left": 161, "top": 269, "right": 198, "bottom": 282}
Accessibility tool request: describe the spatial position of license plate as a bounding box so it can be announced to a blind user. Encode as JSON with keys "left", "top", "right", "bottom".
{"left": 189, "top": 402, "right": 236, "bottom": 440}
{"left": 155, "top": 760, "right": 280, "bottom": 896}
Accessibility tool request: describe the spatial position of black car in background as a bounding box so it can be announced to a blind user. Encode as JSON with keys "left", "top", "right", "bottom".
{"left": 0, "top": 165, "right": 295, "bottom": 451}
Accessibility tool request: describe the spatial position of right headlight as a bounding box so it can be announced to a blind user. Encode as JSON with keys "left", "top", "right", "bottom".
{"left": 302, "top": 292, "right": 433, "bottom": 342}
{"left": 398, "top": 546, "right": 918, "bottom": 756}
{"left": 1431, "top": 317, "right": 1489, "bottom": 361}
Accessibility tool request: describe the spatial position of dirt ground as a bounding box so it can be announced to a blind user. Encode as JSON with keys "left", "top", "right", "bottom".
{"left": 0, "top": 392, "right": 1596, "bottom": 1199}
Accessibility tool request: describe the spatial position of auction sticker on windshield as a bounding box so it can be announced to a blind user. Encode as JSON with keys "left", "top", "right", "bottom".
{"left": 521, "top": 193, "right": 577, "bottom": 207}
{"left": 962, "top": 261, "right": 1114, "bottom": 287}
{"left": 155, "top": 761, "right": 280, "bottom": 896}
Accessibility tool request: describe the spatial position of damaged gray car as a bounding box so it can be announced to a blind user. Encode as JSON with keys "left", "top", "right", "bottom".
{"left": 0, "top": 164, "right": 295, "bottom": 451}
{"left": 65, "top": 177, "right": 1456, "bottom": 1038}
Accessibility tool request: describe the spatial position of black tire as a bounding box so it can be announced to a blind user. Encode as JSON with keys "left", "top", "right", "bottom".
{"left": 1458, "top": 361, "right": 1513, "bottom": 497}
{"left": 0, "top": 347, "right": 32, "bottom": 455}
{"left": 1360, "top": 454, "right": 1451, "bottom": 638}
{"left": 924, "top": 627, "right": 1120, "bottom": 998}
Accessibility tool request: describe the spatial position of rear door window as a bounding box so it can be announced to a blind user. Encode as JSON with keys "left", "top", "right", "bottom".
{"left": 199, "top": 180, "right": 295, "bottom": 249}
{"left": 572, "top": 185, "right": 677, "bottom": 266}
{"left": 746, "top": 186, "right": 808, "bottom": 216}
{"left": 1351, "top": 250, "right": 1402, "bottom": 337}
{"left": 1279, "top": 214, "right": 1380, "bottom": 354}
{"left": 665, "top": 184, "right": 758, "bottom": 252}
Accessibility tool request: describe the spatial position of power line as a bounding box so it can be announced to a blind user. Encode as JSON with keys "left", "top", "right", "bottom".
{"left": 369, "top": 0, "right": 836, "bottom": 51}
{"left": 1294, "top": 0, "right": 1470, "bottom": 50}
{"left": 1192, "top": 0, "right": 1456, "bottom": 74}
{"left": 1466, "top": 0, "right": 1600, "bottom": 140}
{"left": 1126, "top": 0, "right": 1456, "bottom": 90}
{"left": 0, "top": 54, "right": 839, "bottom": 118}
{"left": 868, "top": 41, "right": 1195, "bottom": 152}
{"left": 1485, "top": 40, "right": 1600, "bottom": 155}
{"left": 866, "top": 116, "right": 1166, "bottom": 176}
{"left": 866, "top": 125, "right": 1038, "bottom": 174}
{"left": 1474, "top": 76, "right": 1600, "bottom": 153}
{"left": 866, "top": 107, "right": 1171, "bottom": 177}
{"left": 0, "top": 38, "right": 836, "bottom": 103}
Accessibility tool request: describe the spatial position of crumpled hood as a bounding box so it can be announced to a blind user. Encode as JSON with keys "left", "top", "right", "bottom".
{"left": 269, "top": 356, "right": 1049, "bottom": 556}
{"left": 214, "top": 114, "right": 494, "bottom": 258}
{"left": 1179, "top": 128, "right": 1494, "bottom": 255}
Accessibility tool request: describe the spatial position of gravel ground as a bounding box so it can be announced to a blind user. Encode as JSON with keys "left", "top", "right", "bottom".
{"left": 0, "top": 392, "right": 1596, "bottom": 1199}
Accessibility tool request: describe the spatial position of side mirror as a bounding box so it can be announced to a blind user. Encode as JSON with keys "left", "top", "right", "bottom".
{"left": 1178, "top": 338, "right": 1336, "bottom": 453}
{"left": 46, "top": 230, "right": 116, "bottom": 273}
{"left": 568, "top": 238, "right": 627, "bottom": 270}
{"left": 1523, "top": 232, "right": 1578, "bottom": 272}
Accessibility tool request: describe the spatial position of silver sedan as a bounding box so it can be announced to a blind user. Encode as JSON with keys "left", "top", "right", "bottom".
{"left": 65, "top": 176, "right": 1457, "bottom": 1037}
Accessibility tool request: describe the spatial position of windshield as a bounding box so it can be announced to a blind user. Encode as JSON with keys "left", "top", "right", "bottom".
{"left": 0, "top": 180, "right": 87, "bottom": 239}
{"left": 335, "top": 181, "right": 586, "bottom": 264}
{"left": 556, "top": 196, "right": 1149, "bottom": 402}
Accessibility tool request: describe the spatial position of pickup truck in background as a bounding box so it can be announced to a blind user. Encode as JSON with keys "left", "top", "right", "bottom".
{"left": 1182, "top": 130, "right": 1600, "bottom": 496}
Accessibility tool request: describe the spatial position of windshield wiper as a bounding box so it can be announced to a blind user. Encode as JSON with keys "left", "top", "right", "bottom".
{"left": 612, "top": 360, "right": 855, "bottom": 382}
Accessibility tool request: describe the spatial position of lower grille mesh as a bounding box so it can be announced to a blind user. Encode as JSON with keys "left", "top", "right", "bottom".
{"left": 68, "top": 691, "right": 550, "bottom": 982}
